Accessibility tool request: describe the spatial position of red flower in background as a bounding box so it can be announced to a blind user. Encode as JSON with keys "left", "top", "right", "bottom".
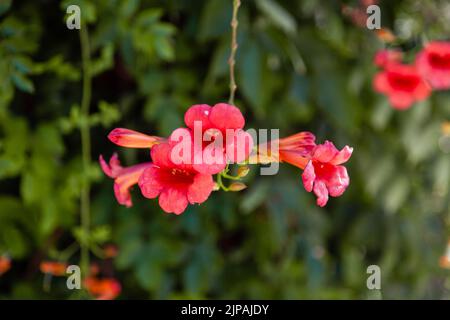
{"left": 374, "top": 63, "right": 431, "bottom": 109}
{"left": 184, "top": 103, "right": 254, "bottom": 174}
{"left": 416, "top": 41, "right": 450, "bottom": 90}
{"left": 40, "top": 261, "right": 67, "bottom": 276}
{"left": 99, "top": 153, "right": 152, "bottom": 207}
{"left": 103, "top": 244, "right": 118, "bottom": 258}
{"left": 342, "top": 0, "right": 378, "bottom": 28}
{"left": 84, "top": 277, "right": 121, "bottom": 300}
{"left": 374, "top": 49, "right": 402, "bottom": 68}
{"left": 0, "top": 256, "right": 11, "bottom": 276}
{"left": 302, "top": 141, "right": 353, "bottom": 207}
{"left": 138, "top": 130, "right": 215, "bottom": 215}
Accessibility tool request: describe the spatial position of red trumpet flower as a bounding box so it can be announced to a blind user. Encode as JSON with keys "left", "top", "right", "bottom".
{"left": 99, "top": 153, "right": 152, "bottom": 207}
{"left": 138, "top": 130, "right": 215, "bottom": 215}
{"left": 374, "top": 63, "right": 431, "bottom": 110}
{"left": 416, "top": 41, "right": 450, "bottom": 90}
{"left": 302, "top": 141, "right": 353, "bottom": 207}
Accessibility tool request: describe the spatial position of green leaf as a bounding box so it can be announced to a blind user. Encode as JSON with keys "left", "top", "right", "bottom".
{"left": 240, "top": 181, "right": 270, "bottom": 213}
{"left": 238, "top": 40, "right": 266, "bottom": 118}
{"left": 0, "top": 0, "right": 12, "bottom": 16}
{"left": 11, "top": 73, "right": 34, "bottom": 93}
{"left": 91, "top": 44, "right": 114, "bottom": 76}
{"left": 198, "top": 0, "right": 232, "bottom": 41}
{"left": 256, "top": 0, "right": 297, "bottom": 35}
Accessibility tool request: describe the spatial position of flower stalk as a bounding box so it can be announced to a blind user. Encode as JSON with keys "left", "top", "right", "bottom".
{"left": 228, "top": 0, "right": 241, "bottom": 105}
{"left": 79, "top": 23, "right": 92, "bottom": 280}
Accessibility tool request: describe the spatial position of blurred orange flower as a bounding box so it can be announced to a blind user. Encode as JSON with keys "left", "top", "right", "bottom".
{"left": 103, "top": 245, "right": 118, "bottom": 258}
{"left": 441, "top": 121, "right": 450, "bottom": 136}
{"left": 40, "top": 261, "right": 68, "bottom": 276}
{"left": 439, "top": 241, "right": 450, "bottom": 269}
{"left": 0, "top": 256, "right": 11, "bottom": 276}
{"left": 90, "top": 263, "right": 100, "bottom": 276}
{"left": 84, "top": 277, "right": 121, "bottom": 300}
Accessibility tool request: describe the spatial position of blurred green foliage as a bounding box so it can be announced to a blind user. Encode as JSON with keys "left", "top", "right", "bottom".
{"left": 0, "top": 0, "right": 449, "bottom": 299}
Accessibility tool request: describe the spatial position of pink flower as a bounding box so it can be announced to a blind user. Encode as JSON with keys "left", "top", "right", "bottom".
{"left": 302, "top": 141, "right": 353, "bottom": 207}
{"left": 138, "top": 132, "right": 215, "bottom": 215}
{"left": 416, "top": 41, "right": 450, "bottom": 90}
{"left": 374, "top": 63, "right": 431, "bottom": 109}
{"left": 374, "top": 49, "right": 402, "bottom": 68}
{"left": 183, "top": 103, "right": 254, "bottom": 174}
{"left": 99, "top": 153, "right": 152, "bottom": 207}
{"left": 108, "top": 128, "right": 165, "bottom": 148}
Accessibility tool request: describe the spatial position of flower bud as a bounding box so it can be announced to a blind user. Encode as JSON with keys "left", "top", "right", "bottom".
{"left": 237, "top": 166, "right": 250, "bottom": 178}
{"left": 229, "top": 182, "right": 247, "bottom": 192}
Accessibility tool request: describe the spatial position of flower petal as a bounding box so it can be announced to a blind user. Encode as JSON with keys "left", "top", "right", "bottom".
{"left": 225, "top": 129, "right": 254, "bottom": 164}
{"left": 279, "top": 150, "right": 310, "bottom": 169}
{"left": 302, "top": 160, "right": 315, "bottom": 192}
{"left": 187, "top": 173, "right": 214, "bottom": 204}
{"left": 184, "top": 104, "right": 213, "bottom": 130}
{"left": 330, "top": 146, "right": 353, "bottom": 165}
{"left": 278, "top": 132, "right": 316, "bottom": 154}
{"left": 312, "top": 141, "right": 339, "bottom": 163}
{"left": 374, "top": 49, "right": 402, "bottom": 68}
{"left": 113, "top": 162, "right": 152, "bottom": 207}
{"left": 326, "top": 165, "right": 350, "bottom": 197}
{"left": 313, "top": 180, "right": 329, "bottom": 207}
{"left": 151, "top": 142, "right": 174, "bottom": 168}
{"left": 373, "top": 72, "right": 390, "bottom": 93}
{"left": 99, "top": 153, "right": 122, "bottom": 178}
{"left": 389, "top": 92, "right": 415, "bottom": 110}
{"left": 158, "top": 188, "right": 189, "bottom": 215}
{"left": 209, "top": 103, "right": 245, "bottom": 131}
{"left": 193, "top": 151, "right": 227, "bottom": 174}
{"left": 114, "top": 182, "right": 132, "bottom": 207}
{"left": 138, "top": 166, "right": 163, "bottom": 199}
{"left": 108, "top": 128, "right": 164, "bottom": 148}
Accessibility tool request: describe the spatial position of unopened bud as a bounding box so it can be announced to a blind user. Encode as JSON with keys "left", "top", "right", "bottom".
{"left": 213, "top": 182, "right": 220, "bottom": 191}
{"left": 229, "top": 182, "right": 247, "bottom": 192}
{"left": 237, "top": 166, "right": 250, "bottom": 178}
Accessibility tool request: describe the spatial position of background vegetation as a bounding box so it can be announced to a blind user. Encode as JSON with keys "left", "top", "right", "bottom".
{"left": 0, "top": 0, "right": 449, "bottom": 299}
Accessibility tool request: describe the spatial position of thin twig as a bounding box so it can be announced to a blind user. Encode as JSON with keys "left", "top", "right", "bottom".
{"left": 79, "top": 23, "right": 92, "bottom": 280}
{"left": 228, "top": 0, "right": 241, "bottom": 105}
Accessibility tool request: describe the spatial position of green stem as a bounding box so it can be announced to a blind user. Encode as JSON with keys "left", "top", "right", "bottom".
{"left": 221, "top": 172, "right": 241, "bottom": 180}
{"left": 59, "top": 242, "right": 79, "bottom": 262}
{"left": 217, "top": 173, "right": 229, "bottom": 192}
{"left": 228, "top": 0, "right": 241, "bottom": 105}
{"left": 79, "top": 24, "right": 92, "bottom": 280}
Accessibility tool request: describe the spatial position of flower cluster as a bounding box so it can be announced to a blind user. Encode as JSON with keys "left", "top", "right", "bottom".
{"left": 101, "top": 103, "right": 353, "bottom": 214}
{"left": 373, "top": 41, "right": 450, "bottom": 110}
